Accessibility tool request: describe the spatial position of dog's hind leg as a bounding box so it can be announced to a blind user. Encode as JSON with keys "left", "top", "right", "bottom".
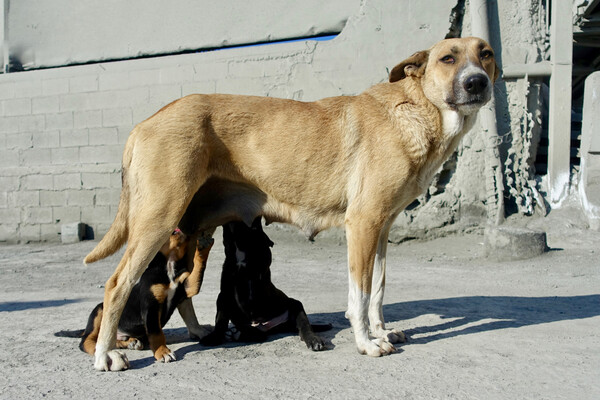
{"left": 344, "top": 214, "right": 396, "bottom": 357}
{"left": 94, "top": 214, "right": 187, "bottom": 370}
{"left": 368, "top": 218, "right": 406, "bottom": 344}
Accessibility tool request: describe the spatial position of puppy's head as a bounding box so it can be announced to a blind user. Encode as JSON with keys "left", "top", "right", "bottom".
{"left": 159, "top": 228, "right": 189, "bottom": 262}
{"left": 390, "top": 37, "right": 499, "bottom": 115}
{"left": 223, "top": 218, "right": 274, "bottom": 316}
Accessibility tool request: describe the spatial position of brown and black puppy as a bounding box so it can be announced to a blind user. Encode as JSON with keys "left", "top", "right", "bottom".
{"left": 56, "top": 230, "right": 213, "bottom": 365}
{"left": 201, "top": 218, "right": 331, "bottom": 350}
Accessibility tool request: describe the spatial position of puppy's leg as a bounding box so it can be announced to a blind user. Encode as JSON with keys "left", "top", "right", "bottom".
{"left": 200, "top": 293, "right": 231, "bottom": 346}
{"left": 368, "top": 219, "right": 406, "bottom": 344}
{"left": 79, "top": 303, "right": 103, "bottom": 355}
{"left": 144, "top": 304, "right": 175, "bottom": 363}
{"left": 177, "top": 299, "right": 210, "bottom": 340}
{"left": 177, "top": 232, "right": 215, "bottom": 340}
{"left": 287, "top": 298, "right": 326, "bottom": 351}
{"left": 345, "top": 216, "right": 395, "bottom": 357}
{"left": 183, "top": 234, "right": 214, "bottom": 298}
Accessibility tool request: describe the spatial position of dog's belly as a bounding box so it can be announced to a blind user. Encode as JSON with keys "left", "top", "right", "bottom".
{"left": 182, "top": 177, "right": 346, "bottom": 239}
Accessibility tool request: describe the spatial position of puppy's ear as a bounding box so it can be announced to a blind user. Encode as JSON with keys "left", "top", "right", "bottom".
{"left": 389, "top": 50, "right": 429, "bottom": 82}
{"left": 263, "top": 235, "right": 274, "bottom": 248}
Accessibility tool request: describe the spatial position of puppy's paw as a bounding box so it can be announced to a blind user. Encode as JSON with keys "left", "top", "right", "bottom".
{"left": 188, "top": 324, "right": 212, "bottom": 340}
{"left": 304, "top": 335, "right": 327, "bottom": 351}
{"left": 200, "top": 331, "right": 226, "bottom": 346}
{"left": 128, "top": 338, "right": 144, "bottom": 350}
{"left": 94, "top": 350, "right": 130, "bottom": 371}
{"left": 154, "top": 346, "right": 176, "bottom": 363}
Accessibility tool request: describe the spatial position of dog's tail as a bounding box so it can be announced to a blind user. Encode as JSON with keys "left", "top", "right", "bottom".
{"left": 83, "top": 141, "right": 133, "bottom": 265}
{"left": 54, "top": 329, "right": 85, "bottom": 338}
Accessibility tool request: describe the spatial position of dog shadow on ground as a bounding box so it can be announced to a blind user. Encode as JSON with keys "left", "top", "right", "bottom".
{"left": 281, "top": 295, "right": 600, "bottom": 348}
{"left": 0, "top": 298, "right": 84, "bottom": 312}
{"left": 106, "top": 294, "right": 600, "bottom": 368}
{"left": 383, "top": 295, "right": 600, "bottom": 344}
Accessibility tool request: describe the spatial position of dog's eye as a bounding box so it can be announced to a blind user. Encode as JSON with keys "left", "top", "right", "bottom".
{"left": 480, "top": 50, "right": 493, "bottom": 60}
{"left": 440, "top": 55, "right": 455, "bottom": 64}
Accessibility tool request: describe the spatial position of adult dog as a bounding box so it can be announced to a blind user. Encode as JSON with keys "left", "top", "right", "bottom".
{"left": 84, "top": 37, "right": 498, "bottom": 371}
{"left": 201, "top": 218, "right": 331, "bottom": 350}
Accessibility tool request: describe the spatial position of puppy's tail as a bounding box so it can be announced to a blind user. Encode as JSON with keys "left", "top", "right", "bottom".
{"left": 83, "top": 144, "right": 133, "bottom": 265}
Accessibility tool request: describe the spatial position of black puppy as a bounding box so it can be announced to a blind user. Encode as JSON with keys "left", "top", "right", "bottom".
{"left": 201, "top": 218, "right": 331, "bottom": 350}
{"left": 56, "top": 230, "right": 213, "bottom": 363}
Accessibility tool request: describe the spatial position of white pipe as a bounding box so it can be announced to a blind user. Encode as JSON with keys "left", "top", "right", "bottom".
{"left": 470, "top": 0, "right": 505, "bottom": 225}
{"left": 1, "top": 0, "right": 8, "bottom": 73}
{"left": 502, "top": 61, "right": 553, "bottom": 78}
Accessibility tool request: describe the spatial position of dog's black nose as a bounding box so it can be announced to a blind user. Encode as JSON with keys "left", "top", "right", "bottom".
{"left": 464, "top": 74, "right": 488, "bottom": 95}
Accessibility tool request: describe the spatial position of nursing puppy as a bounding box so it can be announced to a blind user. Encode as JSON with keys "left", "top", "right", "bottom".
{"left": 83, "top": 37, "right": 499, "bottom": 370}
{"left": 57, "top": 230, "right": 212, "bottom": 365}
{"left": 201, "top": 219, "right": 331, "bottom": 350}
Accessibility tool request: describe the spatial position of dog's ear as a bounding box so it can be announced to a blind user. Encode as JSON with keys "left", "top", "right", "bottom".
{"left": 493, "top": 61, "right": 500, "bottom": 82}
{"left": 389, "top": 50, "right": 429, "bottom": 82}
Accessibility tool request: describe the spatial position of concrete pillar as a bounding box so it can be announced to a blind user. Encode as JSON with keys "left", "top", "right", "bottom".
{"left": 1, "top": 0, "right": 8, "bottom": 73}
{"left": 579, "top": 72, "right": 600, "bottom": 230}
{"left": 470, "top": 0, "right": 505, "bottom": 226}
{"left": 547, "top": 0, "right": 573, "bottom": 207}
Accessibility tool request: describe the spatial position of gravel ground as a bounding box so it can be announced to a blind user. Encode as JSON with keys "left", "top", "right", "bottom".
{"left": 0, "top": 204, "right": 599, "bottom": 399}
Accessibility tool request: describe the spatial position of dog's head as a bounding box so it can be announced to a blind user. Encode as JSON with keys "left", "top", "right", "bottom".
{"left": 389, "top": 37, "right": 499, "bottom": 116}
{"left": 223, "top": 218, "right": 275, "bottom": 316}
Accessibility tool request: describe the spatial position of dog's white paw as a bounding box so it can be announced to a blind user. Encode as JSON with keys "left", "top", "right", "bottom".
{"left": 372, "top": 327, "right": 407, "bottom": 344}
{"left": 94, "top": 350, "right": 130, "bottom": 371}
{"left": 357, "top": 338, "right": 396, "bottom": 357}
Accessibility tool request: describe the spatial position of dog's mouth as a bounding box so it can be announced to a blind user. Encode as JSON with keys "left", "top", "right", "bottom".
{"left": 446, "top": 95, "right": 489, "bottom": 113}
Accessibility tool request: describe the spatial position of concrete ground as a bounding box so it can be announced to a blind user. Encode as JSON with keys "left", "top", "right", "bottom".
{"left": 0, "top": 204, "right": 598, "bottom": 399}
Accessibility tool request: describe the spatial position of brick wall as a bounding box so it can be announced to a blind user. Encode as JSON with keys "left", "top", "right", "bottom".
{"left": 0, "top": 0, "right": 458, "bottom": 242}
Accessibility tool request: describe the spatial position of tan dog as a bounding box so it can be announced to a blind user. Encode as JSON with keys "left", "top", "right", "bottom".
{"left": 84, "top": 37, "right": 499, "bottom": 371}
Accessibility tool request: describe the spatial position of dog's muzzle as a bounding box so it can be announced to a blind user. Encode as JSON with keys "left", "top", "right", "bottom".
{"left": 449, "top": 69, "right": 493, "bottom": 114}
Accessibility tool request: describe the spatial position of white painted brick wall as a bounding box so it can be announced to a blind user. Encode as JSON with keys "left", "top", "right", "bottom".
{"left": 0, "top": 0, "right": 460, "bottom": 242}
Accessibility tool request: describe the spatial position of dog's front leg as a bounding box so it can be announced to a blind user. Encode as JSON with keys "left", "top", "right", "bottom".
{"left": 344, "top": 217, "right": 396, "bottom": 357}
{"left": 368, "top": 219, "right": 406, "bottom": 344}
